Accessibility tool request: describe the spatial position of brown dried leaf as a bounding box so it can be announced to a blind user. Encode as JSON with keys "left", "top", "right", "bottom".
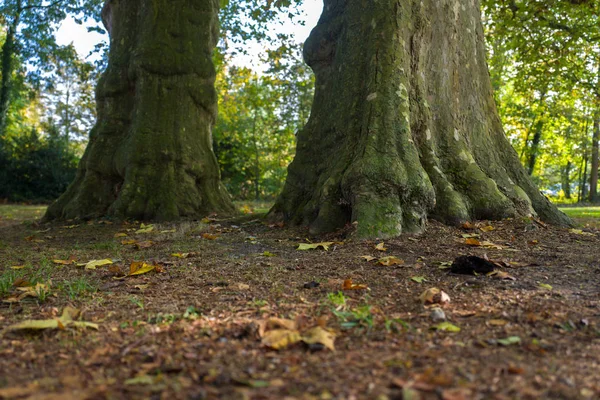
{"left": 342, "top": 279, "right": 368, "bottom": 290}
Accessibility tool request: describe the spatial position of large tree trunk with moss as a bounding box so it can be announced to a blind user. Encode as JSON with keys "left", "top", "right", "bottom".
{"left": 270, "top": 0, "right": 570, "bottom": 238}
{"left": 45, "top": 0, "right": 234, "bottom": 221}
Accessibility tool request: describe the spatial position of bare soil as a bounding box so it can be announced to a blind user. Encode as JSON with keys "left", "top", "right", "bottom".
{"left": 0, "top": 213, "right": 599, "bottom": 400}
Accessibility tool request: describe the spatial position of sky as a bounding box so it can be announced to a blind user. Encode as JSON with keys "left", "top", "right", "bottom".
{"left": 55, "top": 0, "right": 323, "bottom": 69}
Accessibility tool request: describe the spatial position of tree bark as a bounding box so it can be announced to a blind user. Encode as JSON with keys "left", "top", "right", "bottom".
{"left": 590, "top": 108, "right": 600, "bottom": 202}
{"left": 45, "top": 0, "right": 234, "bottom": 221}
{"left": 562, "top": 161, "right": 572, "bottom": 199}
{"left": 270, "top": 0, "right": 570, "bottom": 238}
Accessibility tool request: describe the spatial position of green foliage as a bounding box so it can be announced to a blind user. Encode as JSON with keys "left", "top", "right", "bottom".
{"left": 0, "top": 127, "right": 78, "bottom": 202}
{"left": 213, "top": 45, "right": 314, "bottom": 200}
{"left": 482, "top": 1, "right": 600, "bottom": 201}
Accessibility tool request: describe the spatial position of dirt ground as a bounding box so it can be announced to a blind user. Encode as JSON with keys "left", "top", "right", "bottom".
{"left": 0, "top": 209, "right": 599, "bottom": 400}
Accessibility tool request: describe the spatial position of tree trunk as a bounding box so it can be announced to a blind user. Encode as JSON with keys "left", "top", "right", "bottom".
{"left": 270, "top": 0, "right": 570, "bottom": 238}
{"left": 590, "top": 108, "right": 600, "bottom": 202}
{"left": 45, "top": 0, "right": 234, "bottom": 221}
{"left": 562, "top": 161, "right": 572, "bottom": 199}
{"left": 526, "top": 118, "right": 544, "bottom": 176}
{"left": 0, "top": 3, "right": 21, "bottom": 138}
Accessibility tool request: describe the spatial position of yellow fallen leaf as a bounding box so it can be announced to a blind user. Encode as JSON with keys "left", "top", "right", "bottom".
{"left": 375, "top": 242, "right": 387, "bottom": 251}
{"left": 538, "top": 283, "right": 553, "bottom": 291}
{"left": 114, "top": 233, "right": 128, "bottom": 238}
{"left": 432, "top": 322, "right": 460, "bottom": 332}
{"left": 2, "top": 306, "right": 98, "bottom": 334}
{"left": 202, "top": 233, "right": 219, "bottom": 240}
{"left": 171, "top": 252, "right": 190, "bottom": 258}
{"left": 135, "top": 224, "right": 154, "bottom": 234}
{"left": 52, "top": 259, "right": 75, "bottom": 265}
{"left": 297, "top": 242, "right": 335, "bottom": 251}
{"left": 10, "top": 266, "right": 25, "bottom": 270}
{"left": 480, "top": 225, "right": 495, "bottom": 232}
{"left": 488, "top": 319, "right": 509, "bottom": 326}
{"left": 128, "top": 262, "right": 156, "bottom": 276}
{"left": 121, "top": 239, "right": 137, "bottom": 245}
{"left": 378, "top": 256, "right": 405, "bottom": 266}
{"left": 79, "top": 259, "right": 113, "bottom": 270}
{"left": 261, "top": 329, "right": 302, "bottom": 350}
{"left": 160, "top": 229, "right": 177, "bottom": 234}
{"left": 487, "top": 270, "right": 516, "bottom": 280}
{"left": 301, "top": 326, "right": 336, "bottom": 351}
{"left": 359, "top": 256, "right": 376, "bottom": 262}
{"left": 61, "top": 225, "right": 79, "bottom": 229}
{"left": 569, "top": 229, "right": 595, "bottom": 236}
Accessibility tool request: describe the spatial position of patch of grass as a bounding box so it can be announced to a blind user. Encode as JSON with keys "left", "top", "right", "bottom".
{"left": 58, "top": 276, "right": 98, "bottom": 300}
{"left": 0, "top": 205, "right": 47, "bottom": 222}
{"left": 559, "top": 206, "right": 600, "bottom": 228}
{"left": 90, "top": 241, "right": 119, "bottom": 251}
{"left": 0, "top": 269, "right": 23, "bottom": 296}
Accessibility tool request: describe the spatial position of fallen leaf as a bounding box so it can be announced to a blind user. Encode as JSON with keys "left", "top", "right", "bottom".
{"left": 121, "top": 240, "right": 137, "bottom": 245}
{"left": 134, "top": 240, "right": 154, "bottom": 249}
{"left": 135, "top": 224, "right": 154, "bottom": 234}
{"left": 359, "top": 255, "right": 376, "bottom": 262}
{"left": 461, "top": 233, "right": 480, "bottom": 239}
{"left": 480, "top": 225, "right": 495, "bottom": 232}
{"left": 202, "top": 233, "right": 219, "bottom": 240}
{"left": 301, "top": 326, "right": 336, "bottom": 351}
{"left": 128, "top": 262, "right": 156, "bottom": 276}
{"left": 419, "top": 288, "right": 451, "bottom": 305}
{"left": 375, "top": 242, "right": 387, "bottom": 251}
{"left": 487, "top": 270, "right": 516, "bottom": 281}
{"left": 160, "top": 229, "right": 177, "bottom": 234}
{"left": 261, "top": 329, "right": 302, "bottom": 350}
{"left": 263, "top": 251, "right": 276, "bottom": 257}
{"left": 237, "top": 283, "right": 250, "bottom": 290}
{"left": 488, "top": 319, "right": 509, "bottom": 327}
{"left": 61, "top": 225, "right": 79, "bottom": 229}
{"left": 10, "top": 266, "right": 25, "bottom": 270}
{"left": 114, "top": 233, "right": 128, "bottom": 238}
{"left": 497, "top": 336, "right": 521, "bottom": 346}
{"left": 171, "top": 252, "right": 190, "bottom": 258}
{"left": 461, "top": 221, "right": 475, "bottom": 229}
{"left": 342, "top": 279, "right": 368, "bottom": 290}
{"left": 464, "top": 238, "right": 481, "bottom": 246}
{"left": 411, "top": 276, "right": 427, "bottom": 283}
{"left": 124, "top": 375, "right": 155, "bottom": 385}
{"left": 538, "top": 283, "right": 553, "bottom": 291}
{"left": 134, "top": 284, "right": 149, "bottom": 291}
{"left": 432, "top": 322, "right": 460, "bottom": 332}
{"left": 297, "top": 242, "right": 335, "bottom": 251}
{"left": 2, "top": 306, "right": 98, "bottom": 334}
{"left": 52, "top": 259, "right": 75, "bottom": 265}
{"left": 79, "top": 259, "right": 113, "bottom": 270}
{"left": 378, "top": 256, "right": 405, "bottom": 266}
{"left": 568, "top": 229, "right": 594, "bottom": 236}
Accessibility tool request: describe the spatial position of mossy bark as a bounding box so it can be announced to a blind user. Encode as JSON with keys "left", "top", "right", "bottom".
{"left": 45, "top": 0, "right": 234, "bottom": 221}
{"left": 270, "top": 0, "right": 570, "bottom": 238}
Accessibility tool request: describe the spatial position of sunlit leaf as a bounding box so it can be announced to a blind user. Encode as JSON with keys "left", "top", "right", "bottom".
{"left": 487, "top": 270, "right": 516, "bottom": 280}
{"left": 569, "top": 229, "right": 594, "bottom": 236}
{"left": 128, "top": 262, "right": 156, "bottom": 276}
{"left": 10, "top": 266, "right": 25, "bottom": 270}
{"left": 375, "top": 242, "right": 387, "bottom": 251}
{"left": 121, "top": 240, "right": 137, "bottom": 245}
{"left": 378, "top": 256, "right": 404, "bottom": 266}
{"left": 135, "top": 224, "right": 154, "bottom": 234}
{"left": 538, "top": 283, "right": 553, "bottom": 290}
{"left": 432, "top": 322, "right": 460, "bottom": 332}
{"left": 261, "top": 329, "right": 302, "bottom": 350}
{"left": 202, "top": 233, "right": 220, "bottom": 240}
{"left": 301, "top": 326, "right": 336, "bottom": 351}
{"left": 480, "top": 225, "right": 495, "bottom": 232}
{"left": 342, "top": 279, "right": 368, "bottom": 290}
{"left": 497, "top": 336, "right": 521, "bottom": 346}
{"left": 2, "top": 306, "right": 98, "bottom": 334}
{"left": 411, "top": 276, "right": 427, "bottom": 283}
{"left": 263, "top": 251, "right": 276, "bottom": 257}
{"left": 78, "top": 259, "right": 113, "bottom": 270}
{"left": 114, "top": 233, "right": 128, "bottom": 238}
{"left": 134, "top": 241, "right": 154, "bottom": 249}
{"left": 297, "top": 242, "right": 335, "bottom": 251}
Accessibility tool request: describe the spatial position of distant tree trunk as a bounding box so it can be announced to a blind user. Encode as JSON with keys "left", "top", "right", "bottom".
{"left": 562, "top": 161, "right": 572, "bottom": 199}
{"left": 590, "top": 108, "right": 600, "bottom": 202}
{"left": 526, "top": 119, "right": 545, "bottom": 176}
{"left": 520, "top": 90, "right": 547, "bottom": 165}
{"left": 45, "top": 0, "right": 234, "bottom": 221}
{"left": 0, "top": 1, "right": 21, "bottom": 138}
{"left": 270, "top": 0, "right": 570, "bottom": 237}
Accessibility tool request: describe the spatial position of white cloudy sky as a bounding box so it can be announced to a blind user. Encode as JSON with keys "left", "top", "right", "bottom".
{"left": 55, "top": 0, "right": 323, "bottom": 68}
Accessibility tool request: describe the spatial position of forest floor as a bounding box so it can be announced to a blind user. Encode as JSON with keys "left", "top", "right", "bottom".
{"left": 0, "top": 204, "right": 599, "bottom": 400}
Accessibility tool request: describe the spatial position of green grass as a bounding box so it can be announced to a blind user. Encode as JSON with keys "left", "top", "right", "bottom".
{"left": 559, "top": 206, "right": 600, "bottom": 228}
{"left": 0, "top": 204, "right": 47, "bottom": 222}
